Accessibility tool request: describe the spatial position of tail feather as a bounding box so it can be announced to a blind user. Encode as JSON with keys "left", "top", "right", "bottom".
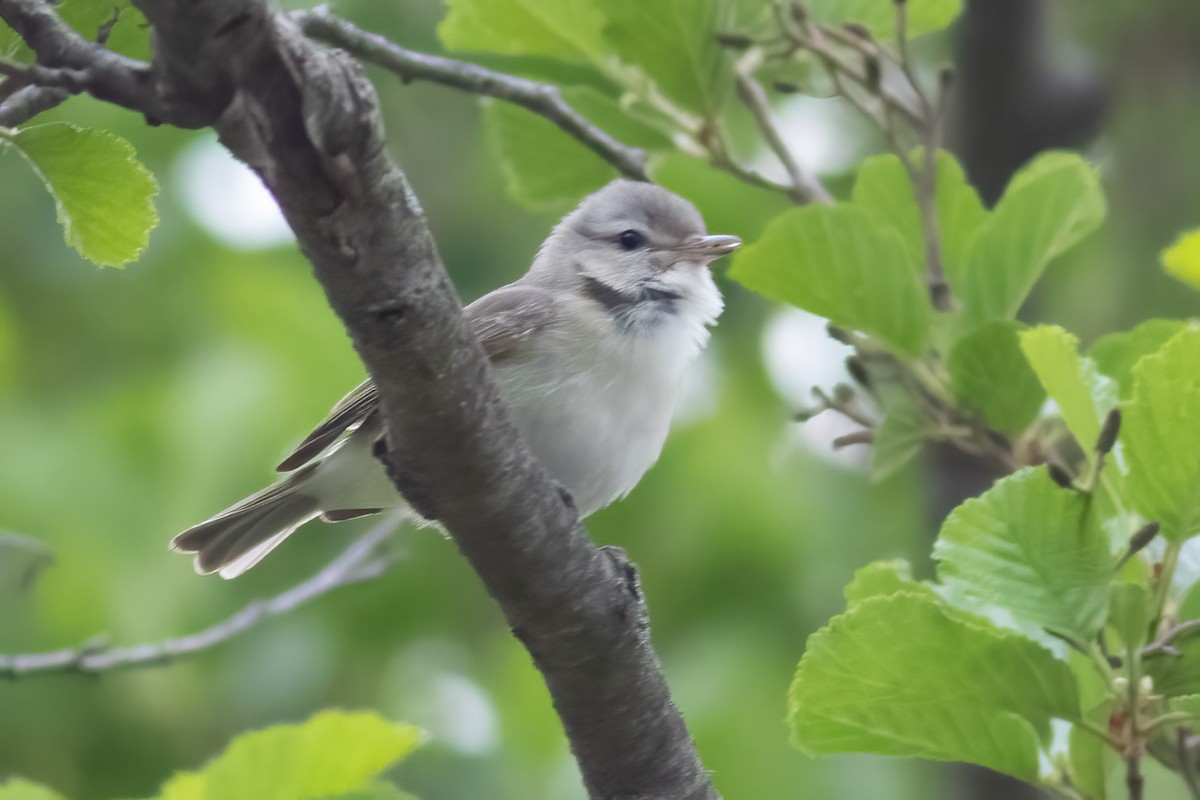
{"left": 172, "top": 481, "right": 320, "bottom": 578}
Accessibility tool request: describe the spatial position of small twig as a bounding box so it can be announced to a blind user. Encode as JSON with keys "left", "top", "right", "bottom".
{"left": 294, "top": 6, "right": 648, "bottom": 181}
{"left": 733, "top": 68, "right": 831, "bottom": 204}
{"left": 1143, "top": 619, "right": 1200, "bottom": 659}
{"left": 0, "top": 518, "right": 402, "bottom": 679}
{"left": 832, "top": 430, "right": 873, "bottom": 449}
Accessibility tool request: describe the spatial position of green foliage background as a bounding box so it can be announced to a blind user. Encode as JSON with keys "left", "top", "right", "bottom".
{"left": 3, "top": 0, "right": 1200, "bottom": 798}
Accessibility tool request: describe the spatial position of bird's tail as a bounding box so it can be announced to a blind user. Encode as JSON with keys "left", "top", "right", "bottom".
{"left": 171, "top": 469, "right": 321, "bottom": 579}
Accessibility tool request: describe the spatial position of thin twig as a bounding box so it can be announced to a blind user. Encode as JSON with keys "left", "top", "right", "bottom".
{"left": 0, "top": 518, "right": 402, "bottom": 679}
{"left": 293, "top": 6, "right": 648, "bottom": 181}
{"left": 1143, "top": 619, "right": 1200, "bottom": 659}
{"left": 734, "top": 68, "right": 832, "bottom": 204}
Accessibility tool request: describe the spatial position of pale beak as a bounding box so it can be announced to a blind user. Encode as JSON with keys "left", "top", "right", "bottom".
{"left": 678, "top": 234, "right": 742, "bottom": 260}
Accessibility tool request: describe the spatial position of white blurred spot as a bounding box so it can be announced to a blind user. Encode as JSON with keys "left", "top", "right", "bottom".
{"left": 761, "top": 308, "right": 868, "bottom": 470}
{"left": 753, "top": 95, "right": 867, "bottom": 181}
{"left": 428, "top": 673, "right": 499, "bottom": 755}
{"left": 175, "top": 134, "right": 294, "bottom": 250}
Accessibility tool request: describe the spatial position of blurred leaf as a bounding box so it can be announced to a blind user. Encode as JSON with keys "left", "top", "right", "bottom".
{"left": 3, "top": 123, "right": 157, "bottom": 267}
{"left": 438, "top": 0, "right": 606, "bottom": 62}
{"left": 155, "top": 710, "right": 423, "bottom": 800}
{"left": 948, "top": 321, "right": 1045, "bottom": 435}
{"left": 652, "top": 152, "right": 790, "bottom": 242}
{"left": 1145, "top": 636, "right": 1200, "bottom": 698}
{"left": 843, "top": 559, "right": 932, "bottom": 606}
{"left": 934, "top": 468, "right": 1111, "bottom": 642}
{"left": 604, "top": 0, "right": 733, "bottom": 116}
{"left": 57, "top": 0, "right": 151, "bottom": 60}
{"left": 1109, "top": 582, "right": 1149, "bottom": 651}
{"left": 1068, "top": 711, "right": 1111, "bottom": 800}
{"left": 850, "top": 151, "right": 988, "bottom": 286}
{"left": 803, "top": 0, "right": 962, "bottom": 39}
{"left": 1162, "top": 228, "right": 1200, "bottom": 291}
{"left": 1020, "top": 325, "right": 1117, "bottom": 456}
{"left": 0, "top": 531, "right": 54, "bottom": 595}
{"left": 789, "top": 592, "right": 1079, "bottom": 783}
{"left": 960, "top": 153, "right": 1105, "bottom": 326}
{"left": 1090, "top": 319, "right": 1187, "bottom": 400}
{"left": 872, "top": 394, "right": 930, "bottom": 479}
{"left": 730, "top": 205, "right": 931, "bottom": 357}
{"left": 317, "top": 786, "right": 418, "bottom": 800}
{"left": 483, "top": 99, "right": 615, "bottom": 212}
{"left": 0, "top": 779, "right": 64, "bottom": 800}
{"left": 1168, "top": 694, "right": 1200, "bottom": 720}
{"left": 1123, "top": 326, "right": 1200, "bottom": 541}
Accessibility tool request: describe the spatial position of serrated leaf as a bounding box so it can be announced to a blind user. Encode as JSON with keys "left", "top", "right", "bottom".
{"left": 934, "top": 468, "right": 1111, "bottom": 642}
{"left": 1123, "top": 326, "right": 1200, "bottom": 541}
{"left": 730, "top": 204, "right": 932, "bottom": 357}
{"left": 604, "top": 0, "right": 734, "bottom": 116}
{"left": 843, "top": 559, "right": 932, "bottom": 606}
{"left": 1020, "top": 326, "right": 1117, "bottom": 456}
{"left": 0, "top": 779, "right": 65, "bottom": 800}
{"left": 960, "top": 152, "right": 1105, "bottom": 325}
{"left": 804, "top": 0, "right": 962, "bottom": 39}
{"left": 438, "top": 0, "right": 606, "bottom": 63}
{"left": 1168, "top": 694, "right": 1200, "bottom": 720}
{"left": 949, "top": 321, "right": 1045, "bottom": 434}
{"left": 1089, "top": 319, "right": 1187, "bottom": 400}
{"left": 789, "top": 592, "right": 1079, "bottom": 783}
{"left": 1162, "top": 228, "right": 1200, "bottom": 291}
{"left": 155, "top": 711, "right": 423, "bottom": 800}
{"left": 4, "top": 123, "right": 157, "bottom": 267}
{"left": 850, "top": 150, "right": 988, "bottom": 286}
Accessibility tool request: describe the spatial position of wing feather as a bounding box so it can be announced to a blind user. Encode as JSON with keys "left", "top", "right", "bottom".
{"left": 275, "top": 285, "right": 558, "bottom": 472}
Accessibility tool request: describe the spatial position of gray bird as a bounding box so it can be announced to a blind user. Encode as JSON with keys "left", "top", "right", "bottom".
{"left": 171, "top": 180, "right": 741, "bottom": 578}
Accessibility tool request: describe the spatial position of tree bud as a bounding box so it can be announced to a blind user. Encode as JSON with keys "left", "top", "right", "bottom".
{"left": 1096, "top": 409, "right": 1121, "bottom": 455}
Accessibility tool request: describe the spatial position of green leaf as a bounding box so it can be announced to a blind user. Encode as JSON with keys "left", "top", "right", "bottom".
{"left": 57, "top": 0, "right": 151, "bottom": 61}
{"left": 603, "top": 0, "right": 733, "bottom": 116}
{"left": 843, "top": 559, "right": 932, "bottom": 606}
{"left": 317, "top": 786, "right": 419, "bottom": 800}
{"left": 730, "top": 204, "right": 932, "bottom": 357}
{"left": 871, "top": 394, "right": 930, "bottom": 479}
{"left": 1068, "top": 707, "right": 1113, "bottom": 800}
{"left": 1109, "top": 583, "right": 1149, "bottom": 650}
{"left": 1020, "top": 326, "right": 1117, "bottom": 455}
{"left": 949, "top": 321, "right": 1046, "bottom": 435}
{"left": 934, "top": 468, "right": 1112, "bottom": 642}
{"left": 850, "top": 150, "right": 988, "bottom": 286}
{"left": 1168, "top": 694, "right": 1200, "bottom": 720}
{"left": 0, "top": 531, "right": 54, "bottom": 595}
{"left": 651, "top": 152, "right": 791, "bottom": 243}
{"left": 789, "top": 592, "right": 1079, "bottom": 783}
{"left": 155, "top": 710, "right": 423, "bottom": 800}
{"left": 3, "top": 123, "right": 157, "bottom": 267}
{"left": 1145, "top": 636, "right": 1200, "bottom": 698}
{"left": 959, "top": 152, "right": 1105, "bottom": 325}
{"left": 1162, "top": 228, "right": 1200, "bottom": 291}
{"left": 0, "top": 779, "right": 65, "bottom": 800}
{"left": 484, "top": 99, "right": 615, "bottom": 212}
{"left": 1123, "top": 326, "right": 1200, "bottom": 541}
{"left": 438, "top": 0, "right": 607, "bottom": 63}
{"left": 804, "top": 0, "right": 962, "bottom": 39}
{"left": 1089, "top": 319, "right": 1187, "bottom": 400}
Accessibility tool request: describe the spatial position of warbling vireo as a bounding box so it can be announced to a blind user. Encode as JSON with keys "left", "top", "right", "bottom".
{"left": 172, "top": 180, "right": 741, "bottom": 578}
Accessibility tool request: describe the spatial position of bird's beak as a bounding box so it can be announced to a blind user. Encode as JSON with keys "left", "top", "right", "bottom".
{"left": 678, "top": 234, "right": 742, "bottom": 260}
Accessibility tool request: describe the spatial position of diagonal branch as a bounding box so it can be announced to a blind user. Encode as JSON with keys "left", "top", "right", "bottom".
{"left": 293, "top": 6, "right": 648, "bottom": 181}
{"left": 0, "top": 519, "right": 401, "bottom": 679}
{"left": 0, "top": 0, "right": 718, "bottom": 797}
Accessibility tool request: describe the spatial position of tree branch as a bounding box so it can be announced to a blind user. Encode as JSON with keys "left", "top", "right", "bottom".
{"left": 0, "top": 519, "right": 401, "bottom": 679}
{"left": 292, "top": 6, "right": 648, "bottom": 182}
{"left": 0, "top": 0, "right": 717, "bottom": 796}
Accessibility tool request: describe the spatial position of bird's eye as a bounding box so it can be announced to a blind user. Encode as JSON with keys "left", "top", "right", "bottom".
{"left": 618, "top": 230, "right": 644, "bottom": 251}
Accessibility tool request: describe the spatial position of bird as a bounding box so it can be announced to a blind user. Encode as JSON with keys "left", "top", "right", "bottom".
{"left": 171, "top": 180, "right": 741, "bottom": 578}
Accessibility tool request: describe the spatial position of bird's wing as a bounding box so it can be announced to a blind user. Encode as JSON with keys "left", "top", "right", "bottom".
{"left": 275, "top": 284, "right": 559, "bottom": 473}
